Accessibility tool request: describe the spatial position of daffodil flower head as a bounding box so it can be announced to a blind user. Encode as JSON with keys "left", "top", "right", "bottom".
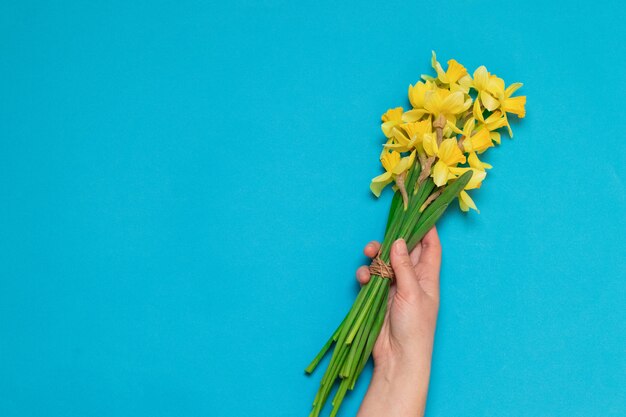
{"left": 422, "top": 135, "right": 466, "bottom": 186}
{"left": 430, "top": 51, "right": 472, "bottom": 93}
{"left": 403, "top": 81, "right": 436, "bottom": 122}
{"left": 499, "top": 83, "right": 526, "bottom": 118}
{"left": 381, "top": 107, "right": 403, "bottom": 138}
{"left": 448, "top": 167, "right": 487, "bottom": 212}
{"left": 471, "top": 66, "right": 503, "bottom": 112}
{"left": 463, "top": 127, "right": 492, "bottom": 154}
{"left": 384, "top": 119, "right": 432, "bottom": 153}
{"left": 497, "top": 83, "right": 526, "bottom": 137}
{"left": 370, "top": 150, "right": 416, "bottom": 197}
{"left": 471, "top": 68, "right": 526, "bottom": 138}
{"left": 423, "top": 87, "right": 472, "bottom": 123}
{"left": 468, "top": 151, "right": 492, "bottom": 171}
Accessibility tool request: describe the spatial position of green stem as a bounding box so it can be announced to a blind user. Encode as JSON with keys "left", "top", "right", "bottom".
{"left": 305, "top": 314, "right": 347, "bottom": 374}
{"left": 346, "top": 278, "right": 384, "bottom": 343}
{"left": 352, "top": 283, "right": 389, "bottom": 389}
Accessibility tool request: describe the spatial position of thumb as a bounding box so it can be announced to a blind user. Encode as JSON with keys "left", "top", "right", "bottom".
{"left": 390, "top": 239, "right": 422, "bottom": 301}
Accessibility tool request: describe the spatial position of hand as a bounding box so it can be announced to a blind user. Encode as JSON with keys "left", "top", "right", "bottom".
{"left": 355, "top": 227, "right": 442, "bottom": 417}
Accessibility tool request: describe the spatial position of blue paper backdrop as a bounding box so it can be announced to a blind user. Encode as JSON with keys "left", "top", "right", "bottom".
{"left": 1, "top": 1, "right": 625, "bottom": 416}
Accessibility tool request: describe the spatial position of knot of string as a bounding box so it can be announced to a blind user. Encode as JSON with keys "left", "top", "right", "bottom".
{"left": 369, "top": 255, "right": 395, "bottom": 280}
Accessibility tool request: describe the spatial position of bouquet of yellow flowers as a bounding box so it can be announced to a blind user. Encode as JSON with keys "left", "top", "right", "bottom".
{"left": 305, "top": 52, "right": 526, "bottom": 417}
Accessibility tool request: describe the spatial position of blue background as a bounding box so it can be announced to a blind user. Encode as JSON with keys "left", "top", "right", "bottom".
{"left": 1, "top": 1, "right": 625, "bottom": 416}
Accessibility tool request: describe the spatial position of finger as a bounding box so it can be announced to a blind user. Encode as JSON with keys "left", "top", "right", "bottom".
{"left": 363, "top": 241, "right": 381, "bottom": 258}
{"left": 389, "top": 239, "right": 422, "bottom": 301}
{"left": 418, "top": 227, "right": 442, "bottom": 270}
{"left": 409, "top": 241, "right": 422, "bottom": 267}
{"left": 416, "top": 227, "right": 442, "bottom": 299}
{"left": 356, "top": 265, "right": 371, "bottom": 285}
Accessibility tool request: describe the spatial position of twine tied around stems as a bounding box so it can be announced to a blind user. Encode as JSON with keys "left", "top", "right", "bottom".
{"left": 369, "top": 255, "right": 395, "bottom": 280}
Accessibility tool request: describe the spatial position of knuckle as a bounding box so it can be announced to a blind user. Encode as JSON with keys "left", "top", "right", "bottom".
{"left": 395, "top": 288, "right": 420, "bottom": 305}
{"left": 398, "top": 258, "right": 413, "bottom": 270}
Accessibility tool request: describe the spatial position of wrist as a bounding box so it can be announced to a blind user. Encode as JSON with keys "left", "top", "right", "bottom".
{"left": 374, "top": 335, "right": 434, "bottom": 385}
{"left": 358, "top": 353, "right": 432, "bottom": 417}
{"left": 373, "top": 352, "right": 431, "bottom": 397}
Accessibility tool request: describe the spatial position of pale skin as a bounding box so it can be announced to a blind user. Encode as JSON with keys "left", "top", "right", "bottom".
{"left": 355, "top": 227, "right": 441, "bottom": 417}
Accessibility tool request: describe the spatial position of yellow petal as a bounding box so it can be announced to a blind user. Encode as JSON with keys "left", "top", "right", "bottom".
{"left": 431, "top": 51, "right": 448, "bottom": 83}
{"left": 445, "top": 59, "right": 468, "bottom": 84}
{"left": 464, "top": 128, "right": 493, "bottom": 153}
{"left": 422, "top": 133, "right": 438, "bottom": 157}
{"left": 465, "top": 169, "right": 486, "bottom": 190}
{"left": 487, "top": 76, "right": 505, "bottom": 97}
{"left": 401, "top": 119, "right": 431, "bottom": 140}
{"left": 432, "top": 160, "right": 450, "bottom": 186}
{"left": 380, "top": 150, "right": 401, "bottom": 172}
{"left": 457, "top": 74, "right": 473, "bottom": 92}
{"left": 503, "top": 113, "right": 513, "bottom": 138}
{"left": 423, "top": 90, "right": 443, "bottom": 115}
{"left": 459, "top": 190, "right": 478, "bottom": 212}
{"left": 383, "top": 142, "right": 406, "bottom": 150}
{"left": 408, "top": 82, "right": 430, "bottom": 109}
{"left": 392, "top": 127, "right": 410, "bottom": 146}
{"left": 392, "top": 151, "right": 416, "bottom": 175}
{"left": 438, "top": 138, "right": 466, "bottom": 165}
{"left": 468, "top": 151, "right": 492, "bottom": 170}
{"left": 502, "top": 96, "right": 526, "bottom": 118}
{"left": 462, "top": 117, "right": 476, "bottom": 136}
{"left": 484, "top": 111, "right": 507, "bottom": 131}
{"left": 473, "top": 99, "right": 485, "bottom": 122}
{"left": 505, "top": 82, "right": 523, "bottom": 97}
{"left": 370, "top": 172, "right": 393, "bottom": 197}
{"left": 381, "top": 120, "right": 400, "bottom": 138}
{"left": 480, "top": 91, "right": 500, "bottom": 111}
{"left": 472, "top": 66, "right": 489, "bottom": 91}
{"left": 462, "top": 98, "right": 473, "bottom": 113}
{"left": 440, "top": 91, "right": 466, "bottom": 114}
{"left": 382, "top": 107, "right": 403, "bottom": 123}
{"left": 447, "top": 120, "right": 464, "bottom": 135}
{"left": 402, "top": 109, "right": 427, "bottom": 122}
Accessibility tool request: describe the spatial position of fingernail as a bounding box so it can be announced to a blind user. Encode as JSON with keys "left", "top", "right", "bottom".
{"left": 393, "top": 239, "right": 407, "bottom": 255}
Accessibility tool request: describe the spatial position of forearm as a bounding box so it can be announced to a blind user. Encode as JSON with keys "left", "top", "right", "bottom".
{"left": 357, "top": 351, "right": 432, "bottom": 417}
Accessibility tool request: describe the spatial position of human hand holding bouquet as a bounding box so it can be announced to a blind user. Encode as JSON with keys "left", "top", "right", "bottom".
{"left": 306, "top": 52, "right": 526, "bottom": 417}
{"left": 355, "top": 232, "right": 441, "bottom": 417}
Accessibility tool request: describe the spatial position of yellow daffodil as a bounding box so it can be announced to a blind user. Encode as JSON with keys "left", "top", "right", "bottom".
{"left": 423, "top": 135, "right": 466, "bottom": 186}
{"left": 448, "top": 167, "right": 487, "bottom": 212}
{"left": 423, "top": 87, "right": 472, "bottom": 122}
{"left": 408, "top": 80, "right": 434, "bottom": 108}
{"left": 483, "top": 112, "right": 506, "bottom": 144}
{"left": 473, "top": 71, "right": 526, "bottom": 137}
{"left": 489, "top": 79, "right": 526, "bottom": 118}
{"left": 472, "top": 98, "right": 510, "bottom": 144}
{"left": 430, "top": 51, "right": 472, "bottom": 93}
{"left": 404, "top": 81, "right": 436, "bottom": 122}
{"left": 370, "top": 150, "right": 416, "bottom": 197}
{"left": 381, "top": 107, "right": 403, "bottom": 138}
{"left": 490, "top": 81, "right": 526, "bottom": 137}
{"left": 463, "top": 128, "right": 492, "bottom": 153}
{"left": 471, "top": 66, "right": 503, "bottom": 111}
{"left": 500, "top": 83, "right": 526, "bottom": 117}
{"left": 384, "top": 119, "right": 432, "bottom": 152}
{"left": 468, "top": 151, "right": 492, "bottom": 171}
{"left": 448, "top": 117, "right": 494, "bottom": 154}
